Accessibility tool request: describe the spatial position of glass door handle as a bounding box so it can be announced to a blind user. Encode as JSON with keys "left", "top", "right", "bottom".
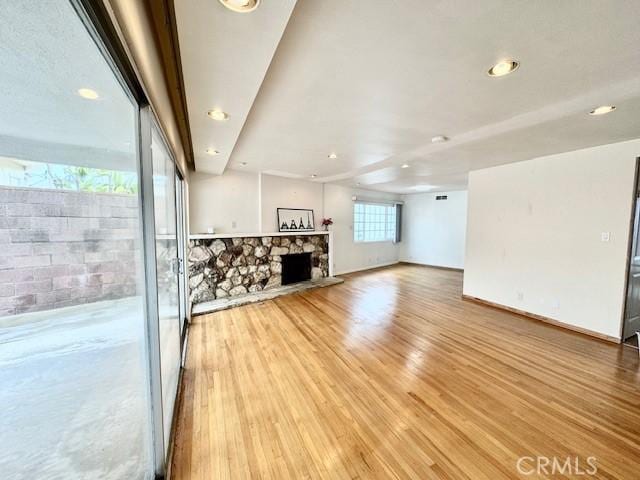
{"left": 168, "top": 257, "right": 180, "bottom": 275}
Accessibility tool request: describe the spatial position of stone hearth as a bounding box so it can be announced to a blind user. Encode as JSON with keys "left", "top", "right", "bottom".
{"left": 192, "top": 276, "right": 343, "bottom": 315}
{"left": 188, "top": 234, "right": 330, "bottom": 305}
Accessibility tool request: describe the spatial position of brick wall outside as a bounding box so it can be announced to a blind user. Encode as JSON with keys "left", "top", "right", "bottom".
{"left": 0, "top": 186, "right": 141, "bottom": 316}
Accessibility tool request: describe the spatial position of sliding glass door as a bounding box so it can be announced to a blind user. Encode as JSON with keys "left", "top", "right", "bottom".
{"left": 150, "top": 125, "right": 182, "bottom": 453}
{"left": 0, "top": 0, "right": 153, "bottom": 478}
{"left": 0, "top": 1, "right": 188, "bottom": 478}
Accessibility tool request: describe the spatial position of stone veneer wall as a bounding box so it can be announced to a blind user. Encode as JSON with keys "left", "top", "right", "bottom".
{"left": 0, "top": 186, "right": 140, "bottom": 316}
{"left": 188, "top": 235, "right": 329, "bottom": 304}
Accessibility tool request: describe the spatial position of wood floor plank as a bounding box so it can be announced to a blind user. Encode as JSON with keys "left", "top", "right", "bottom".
{"left": 171, "top": 264, "right": 640, "bottom": 479}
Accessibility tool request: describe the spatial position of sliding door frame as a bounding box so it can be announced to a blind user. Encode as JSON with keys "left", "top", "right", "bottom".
{"left": 70, "top": 2, "right": 189, "bottom": 476}
{"left": 150, "top": 111, "right": 185, "bottom": 458}
{"left": 139, "top": 106, "right": 167, "bottom": 476}
{"left": 144, "top": 108, "right": 189, "bottom": 474}
{"left": 73, "top": 0, "right": 146, "bottom": 104}
{"left": 175, "top": 171, "right": 189, "bottom": 348}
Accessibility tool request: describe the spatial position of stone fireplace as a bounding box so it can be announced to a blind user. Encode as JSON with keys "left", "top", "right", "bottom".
{"left": 188, "top": 232, "right": 331, "bottom": 305}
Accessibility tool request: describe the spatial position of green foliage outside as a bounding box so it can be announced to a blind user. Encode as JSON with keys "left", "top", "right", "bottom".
{"left": 42, "top": 165, "right": 138, "bottom": 194}
{"left": 7, "top": 163, "right": 139, "bottom": 194}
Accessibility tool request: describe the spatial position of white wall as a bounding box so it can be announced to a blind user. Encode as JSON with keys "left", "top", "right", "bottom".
{"left": 400, "top": 191, "right": 467, "bottom": 269}
{"left": 260, "top": 174, "right": 324, "bottom": 232}
{"left": 189, "top": 170, "right": 403, "bottom": 275}
{"left": 464, "top": 139, "right": 640, "bottom": 340}
{"left": 324, "top": 184, "right": 402, "bottom": 275}
{"left": 189, "top": 169, "right": 259, "bottom": 233}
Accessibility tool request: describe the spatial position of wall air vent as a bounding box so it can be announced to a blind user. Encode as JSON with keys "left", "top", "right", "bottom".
{"left": 436, "top": 195, "right": 448, "bottom": 200}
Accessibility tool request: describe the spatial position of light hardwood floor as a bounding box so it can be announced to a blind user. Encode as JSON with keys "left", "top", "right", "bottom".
{"left": 171, "top": 264, "right": 640, "bottom": 479}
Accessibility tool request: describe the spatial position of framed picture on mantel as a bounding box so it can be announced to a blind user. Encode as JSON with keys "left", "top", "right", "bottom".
{"left": 277, "top": 208, "right": 315, "bottom": 232}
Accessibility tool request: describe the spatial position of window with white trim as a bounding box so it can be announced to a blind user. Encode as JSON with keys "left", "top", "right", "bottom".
{"left": 353, "top": 202, "right": 397, "bottom": 242}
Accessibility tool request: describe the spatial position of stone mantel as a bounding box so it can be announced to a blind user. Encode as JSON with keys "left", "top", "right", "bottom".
{"left": 188, "top": 232, "right": 334, "bottom": 306}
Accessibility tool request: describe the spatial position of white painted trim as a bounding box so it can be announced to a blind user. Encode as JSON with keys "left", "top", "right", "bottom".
{"left": 352, "top": 196, "right": 404, "bottom": 206}
{"left": 328, "top": 229, "right": 334, "bottom": 277}
{"left": 258, "top": 172, "right": 263, "bottom": 233}
{"left": 401, "top": 259, "right": 464, "bottom": 271}
{"left": 335, "top": 261, "right": 399, "bottom": 276}
{"left": 190, "top": 231, "right": 331, "bottom": 240}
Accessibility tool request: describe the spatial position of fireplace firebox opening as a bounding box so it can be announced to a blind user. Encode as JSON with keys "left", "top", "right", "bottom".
{"left": 281, "top": 253, "right": 312, "bottom": 285}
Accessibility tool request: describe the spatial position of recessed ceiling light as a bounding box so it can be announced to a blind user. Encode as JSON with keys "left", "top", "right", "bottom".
{"left": 487, "top": 59, "right": 519, "bottom": 77}
{"left": 310, "top": 174, "right": 317, "bottom": 178}
{"left": 328, "top": 153, "right": 338, "bottom": 159}
{"left": 401, "top": 164, "right": 410, "bottom": 169}
{"left": 589, "top": 105, "right": 616, "bottom": 116}
{"left": 431, "top": 135, "right": 448, "bottom": 143}
{"left": 207, "top": 109, "right": 229, "bottom": 121}
{"left": 219, "top": 0, "right": 260, "bottom": 13}
{"left": 205, "top": 148, "right": 219, "bottom": 156}
{"left": 77, "top": 88, "right": 99, "bottom": 100}
{"left": 240, "top": 162, "right": 247, "bottom": 166}
{"left": 356, "top": 182, "right": 361, "bottom": 186}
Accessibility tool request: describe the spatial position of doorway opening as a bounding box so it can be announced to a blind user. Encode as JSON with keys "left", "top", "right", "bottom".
{"left": 623, "top": 157, "right": 640, "bottom": 348}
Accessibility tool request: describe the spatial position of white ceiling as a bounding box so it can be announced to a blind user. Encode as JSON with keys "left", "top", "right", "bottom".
{"left": 174, "top": 0, "right": 297, "bottom": 174}
{"left": 176, "top": 0, "right": 640, "bottom": 193}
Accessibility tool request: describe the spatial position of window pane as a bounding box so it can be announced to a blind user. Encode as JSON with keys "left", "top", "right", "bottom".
{"left": 353, "top": 202, "right": 397, "bottom": 243}
{"left": 0, "top": 1, "right": 152, "bottom": 479}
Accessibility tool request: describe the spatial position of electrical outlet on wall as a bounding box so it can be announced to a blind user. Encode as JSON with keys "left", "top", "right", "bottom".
{"left": 232, "top": 221, "right": 237, "bottom": 229}
{"left": 517, "top": 291, "right": 524, "bottom": 301}
{"left": 601, "top": 232, "right": 610, "bottom": 242}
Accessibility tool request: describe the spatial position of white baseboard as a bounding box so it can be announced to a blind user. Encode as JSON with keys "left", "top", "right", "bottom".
{"left": 400, "top": 259, "right": 464, "bottom": 271}
{"left": 335, "top": 261, "right": 399, "bottom": 276}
